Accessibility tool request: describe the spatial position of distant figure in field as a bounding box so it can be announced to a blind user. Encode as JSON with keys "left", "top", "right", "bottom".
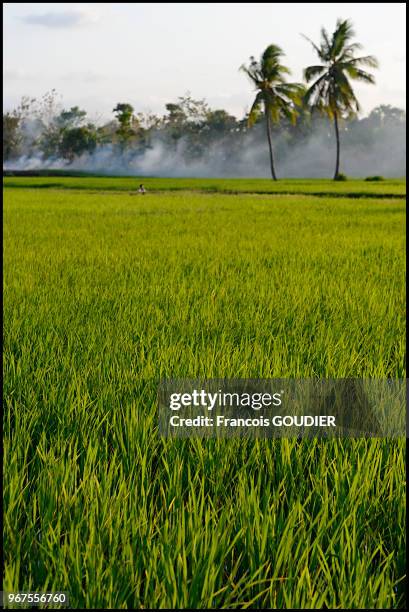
{"left": 138, "top": 183, "right": 146, "bottom": 195}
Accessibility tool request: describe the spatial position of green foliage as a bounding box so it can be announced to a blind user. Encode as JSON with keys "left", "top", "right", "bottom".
{"left": 241, "top": 44, "right": 305, "bottom": 179}
{"left": 55, "top": 106, "right": 87, "bottom": 130}
{"left": 3, "top": 178, "right": 406, "bottom": 608}
{"left": 365, "top": 175, "right": 385, "bottom": 181}
{"left": 113, "top": 102, "right": 134, "bottom": 125}
{"left": 334, "top": 172, "right": 348, "bottom": 181}
{"left": 241, "top": 45, "right": 304, "bottom": 127}
{"left": 303, "top": 19, "right": 378, "bottom": 119}
{"left": 3, "top": 175, "right": 406, "bottom": 197}
{"left": 3, "top": 112, "right": 21, "bottom": 160}
{"left": 58, "top": 126, "right": 98, "bottom": 161}
{"left": 3, "top": 87, "right": 406, "bottom": 176}
{"left": 37, "top": 105, "right": 92, "bottom": 160}
{"left": 3, "top": 95, "right": 43, "bottom": 160}
{"left": 163, "top": 95, "right": 211, "bottom": 157}
{"left": 113, "top": 103, "right": 139, "bottom": 148}
{"left": 303, "top": 19, "right": 378, "bottom": 179}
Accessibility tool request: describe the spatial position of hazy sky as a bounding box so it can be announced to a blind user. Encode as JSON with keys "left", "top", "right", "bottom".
{"left": 3, "top": 2, "right": 406, "bottom": 121}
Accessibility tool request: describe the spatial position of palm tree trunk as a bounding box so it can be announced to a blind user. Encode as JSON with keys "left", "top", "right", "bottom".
{"left": 333, "top": 111, "right": 340, "bottom": 179}
{"left": 265, "top": 110, "right": 277, "bottom": 180}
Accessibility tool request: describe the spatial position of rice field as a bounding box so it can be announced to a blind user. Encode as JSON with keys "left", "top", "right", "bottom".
{"left": 3, "top": 177, "right": 406, "bottom": 608}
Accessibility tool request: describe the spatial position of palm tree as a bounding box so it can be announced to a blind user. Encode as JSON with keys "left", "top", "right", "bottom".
{"left": 241, "top": 45, "right": 304, "bottom": 180}
{"left": 303, "top": 19, "right": 378, "bottom": 179}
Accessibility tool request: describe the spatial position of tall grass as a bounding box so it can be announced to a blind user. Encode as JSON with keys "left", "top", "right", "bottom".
{"left": 3, "top": 182, "right": 406, "bottom": 608}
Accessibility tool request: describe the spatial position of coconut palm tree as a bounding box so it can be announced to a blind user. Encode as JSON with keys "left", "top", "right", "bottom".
{"left": 241, "top": 45, "right": 304, "bottom": 180}
{"left": 303, "top": 19, "right": 378, "bottom": 179}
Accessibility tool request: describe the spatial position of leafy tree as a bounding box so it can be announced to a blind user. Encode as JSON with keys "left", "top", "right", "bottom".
{"left": 56, "top": 106, "right": 87, "bottom": 129}
{"left": 3, "top": 112, "right": 22, "bottom": 160}
{"left": 58, "top": 126, "right": 97, "bottom": 162}
{"left": 96, "top": 120, "right": 118, "bottom": 146}
{"left": 163, "top": 95, "right": 210, "bottom": 154}
{"left": 135, "top": 112, "right": 162, "bottom": 148}
{"left": 367, "top": 104, "right": 406, "bottom": 129}
{"left": 164, "top": 102, "right": 187, "bottom": 145}
{"left": 38, "top": 105, "right": 91, "bottom": 159}
{"left": 240, "top": 44, "right": 304, "bottom": 179}
{"left": 204, "top": 109, "right": 238, "bottom": 134}
{"left": 3, "top": 96, "right": 42, "bottom": 160}
{"left": 113, "top": 103, "right": 137, "bottom": 148}
{"left": 303, "top": 18, "right": 378, "bottom": 179}
{"left": 32, "top": 90, "right": 63, "bottom": 157}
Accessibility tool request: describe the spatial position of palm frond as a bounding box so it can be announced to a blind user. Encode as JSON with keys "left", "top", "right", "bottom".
{"left": 320, "top": 27, "right": 332, "bottom": 59}
{"left": 341, "top": 42, "right": 363, "bottom": 55}
{"left": 303, "top": 73, "right": 329, "bottom": 104}
{"left": 343, "top": 65, "right": 376, "bottom": 84}
{"left": 261, "top": 44, "right": 285, "bottom": 64}
{"left": 275, "top": 82, "right": 305, "bottom": 106}
{"left": 247, "top": 92, "right": 264, "bottom": 127}
{"left": 333, "top": 72, "right": 360, "bottom": 112}
{"left": 331, "top": 19, "right": 355, "bottom": 58}
{"left": 262, "top": 46, "right": 291, "bottom": 81}
{"left": 276, "top": 94, "right": 299, "bottom": 125}
{"left": 304, "top": 64, "right": 326, "bottom": 83}
{"left": 349, "top": 55, "right": 379, "bottom": 69}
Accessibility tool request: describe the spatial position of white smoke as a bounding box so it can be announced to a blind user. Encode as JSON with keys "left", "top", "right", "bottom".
{"left": 4, "top": 118, "right": 406, "bottom": 178}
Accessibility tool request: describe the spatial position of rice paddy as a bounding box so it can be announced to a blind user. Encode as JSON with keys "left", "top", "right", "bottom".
{"left": 3, "top": 177, "right": 406, "bottom": 608}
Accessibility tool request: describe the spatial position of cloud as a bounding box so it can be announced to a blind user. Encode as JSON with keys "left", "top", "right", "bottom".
{"left": 20, "top": 9, "right": 98, "bottom": 29}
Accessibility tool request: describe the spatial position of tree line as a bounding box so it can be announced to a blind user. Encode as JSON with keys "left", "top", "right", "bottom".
{"left": 3, "top": 19, "right": 405, "bottom": 179}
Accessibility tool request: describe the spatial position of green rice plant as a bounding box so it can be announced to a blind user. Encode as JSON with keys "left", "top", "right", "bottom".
{"left": 2, "top": 175, "right": 406, "bottom": 197}
{"left": 3, "top": 180, "right": 406, "bottom": 608}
